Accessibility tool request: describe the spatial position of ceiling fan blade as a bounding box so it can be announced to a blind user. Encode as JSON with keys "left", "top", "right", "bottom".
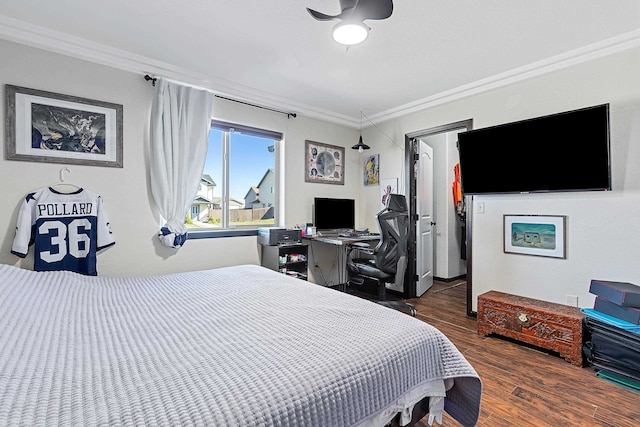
{"left": 306, "top": 0, "right": 392, "bottom": 22}
{"left": 306, "top": 1, "right": 356, "bottom": 21}
{"left": 351, "top": 0, "right": 393, "bottom": 21}
{"left": 306, "top": 7, "right": 344, "bottom": 21}
{"left": 338, "top": 0, "right": 359, "bottom": 12}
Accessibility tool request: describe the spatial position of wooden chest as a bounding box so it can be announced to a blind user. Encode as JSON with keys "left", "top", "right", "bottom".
{"left": 477, "top": 290, "right": 584, "bottom": 366}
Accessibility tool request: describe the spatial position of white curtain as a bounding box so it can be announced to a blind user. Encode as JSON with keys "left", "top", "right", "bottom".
{"left": 150, "top": 78, "right": 215, "bottom": 249}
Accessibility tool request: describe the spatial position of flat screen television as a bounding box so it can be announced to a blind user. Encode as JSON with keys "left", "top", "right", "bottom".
{"left": 457, "top": 104, "right": 611, "bottom": 195}
{"left": 313, "top": 197, "right": 355, "bottom": 231}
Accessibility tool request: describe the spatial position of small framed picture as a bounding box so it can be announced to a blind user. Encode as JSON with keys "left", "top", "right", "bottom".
{"left": 363, "top": 153, "right": 379, "bottom": 186}
{"left": 380, "top": 178, "right": 397, "bottom": 208}
{"left": 504, "top": 215, "right": 566, "bottom": 258}
{"left": 5, "top": 85, "right": 123, "bottom": 168}
{"left": 304, "top": 140, "right": 344, "bottom": 185}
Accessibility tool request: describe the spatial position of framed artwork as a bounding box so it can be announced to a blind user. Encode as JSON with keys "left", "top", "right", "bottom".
{"left": 363, "top": 153, "right": 379, "bottom": 186}
{"left": 504, "top": 215, "right": 566, "bottom": 259}
{"left": 305, "top": 140, "right": 344, "bottom": 185}
{"left": 380, "top": 178, "right": 397, "bottom": 208}
{"left": 5, "top": 85, "right": 123, "bottom": 168}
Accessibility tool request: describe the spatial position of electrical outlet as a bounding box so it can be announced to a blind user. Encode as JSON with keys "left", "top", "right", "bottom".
{"left": 476, "top": 202, "right": 485, "bottom": 214}
{"left": 566, "top": 295, "right": 578, "bottom": 307}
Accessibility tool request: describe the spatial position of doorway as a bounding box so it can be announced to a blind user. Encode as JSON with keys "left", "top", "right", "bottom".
{"left": 404, "top": 119, "right": 474, "bottom": 315}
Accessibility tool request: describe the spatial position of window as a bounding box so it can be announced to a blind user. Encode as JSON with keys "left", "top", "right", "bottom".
{"left": 187, "top": 120, "right": 281, "bottom": 237}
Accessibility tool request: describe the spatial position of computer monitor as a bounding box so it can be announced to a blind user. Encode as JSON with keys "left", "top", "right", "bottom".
{"left": 313, "top": 197, "right": 355, "bottom": 232}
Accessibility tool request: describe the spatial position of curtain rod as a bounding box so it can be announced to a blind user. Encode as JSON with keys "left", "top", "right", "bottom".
{"left": 144, "top": 74, "right": 297, "bottom": 119}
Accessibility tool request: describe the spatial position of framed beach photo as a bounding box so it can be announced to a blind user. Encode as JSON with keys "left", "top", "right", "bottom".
{"left": 504, "top": 215, "right": 566, "bottom": 258}
{"left": 5, "top": 85, "right": 123, "bottom": 168}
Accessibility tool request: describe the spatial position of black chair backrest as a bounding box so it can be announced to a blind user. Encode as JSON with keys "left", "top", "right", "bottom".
{"left": 374, "top": 194, "right": 409, "bottom": 274}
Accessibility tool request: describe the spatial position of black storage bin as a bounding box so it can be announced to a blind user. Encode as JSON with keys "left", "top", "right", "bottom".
{"left": 583, "top": 316, "right": 640, "bottom": 382}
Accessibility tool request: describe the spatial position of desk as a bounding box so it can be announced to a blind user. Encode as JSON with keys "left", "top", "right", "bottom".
{"left": 304, "top": 234, "right": 379, "bottom": 288}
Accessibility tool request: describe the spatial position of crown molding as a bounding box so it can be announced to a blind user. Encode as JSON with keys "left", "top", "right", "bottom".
{"left": 0, "top": 15, "right": 357, "bottom": 127}
{"left": 1, "top": 15, "right": 638, "bottom": 128}
{"left": 371, "top": 29, "right": 640, "bottom": 125}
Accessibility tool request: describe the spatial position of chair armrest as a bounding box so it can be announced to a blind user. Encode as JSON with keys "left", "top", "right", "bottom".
{"left": 346, "top": 241, "right": 374, "bottom": 257}
{"left": 350, "top": 242, "right": 371, "bottom": 249}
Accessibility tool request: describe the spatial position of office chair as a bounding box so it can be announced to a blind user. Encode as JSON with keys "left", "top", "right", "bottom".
{"left": 346, "top": 194, "right": 416, "bottom": 316}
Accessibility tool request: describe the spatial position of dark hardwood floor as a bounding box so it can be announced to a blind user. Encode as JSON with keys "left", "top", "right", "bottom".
{"left": 398, "top": 278, "right": 640, "bottom": 426}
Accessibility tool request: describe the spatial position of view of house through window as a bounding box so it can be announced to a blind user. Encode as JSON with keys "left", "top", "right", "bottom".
{"left": 186, "top": 120, "right": 280, "bottom": 231}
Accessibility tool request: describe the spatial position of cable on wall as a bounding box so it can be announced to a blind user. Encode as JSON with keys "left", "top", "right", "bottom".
{"left": 362, "top": 110, "right": 402, "bottom": 150}
{"left": 360, "top": 109, "right": 405, "bottom": 194}
{"left": 144, "top": 74, "right": 297, "bottom": 119}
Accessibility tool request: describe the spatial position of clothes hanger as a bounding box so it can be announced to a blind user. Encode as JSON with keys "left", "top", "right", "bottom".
{"left": 50, "top": 167, "right": 82, "bottom": 192}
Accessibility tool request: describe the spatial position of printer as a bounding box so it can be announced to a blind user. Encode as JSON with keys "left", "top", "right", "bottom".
{"left": 258, "top": 227, "right": 302, "bottom": 246}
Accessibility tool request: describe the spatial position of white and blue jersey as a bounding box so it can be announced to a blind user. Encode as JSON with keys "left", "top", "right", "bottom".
{"left": 12, "top": 187, "right": 115, "bottom": 276}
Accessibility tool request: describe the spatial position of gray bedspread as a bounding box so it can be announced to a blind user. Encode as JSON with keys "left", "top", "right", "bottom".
{"left": 0, "top": 264, "right": 481, "bottom": 426}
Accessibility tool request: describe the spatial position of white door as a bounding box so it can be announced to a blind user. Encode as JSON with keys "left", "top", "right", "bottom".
{"left": 416, "top": 139, "right": 434, "bottom": 296}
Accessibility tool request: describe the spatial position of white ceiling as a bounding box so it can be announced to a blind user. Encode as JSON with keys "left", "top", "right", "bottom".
{"left": 0, "top": 0, "right": 639, "bottom": 126}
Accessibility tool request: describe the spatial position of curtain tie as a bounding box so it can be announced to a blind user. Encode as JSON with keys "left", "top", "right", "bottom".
{"left": 159, "top": 218, "right": 188, "bottom": 249}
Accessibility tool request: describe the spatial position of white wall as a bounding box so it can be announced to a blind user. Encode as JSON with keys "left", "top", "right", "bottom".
{"left": 0, "top": 39, "right": 360, "bottom": 277}
{"left": 358, "top": 45, "right": 640, "bottom": 310}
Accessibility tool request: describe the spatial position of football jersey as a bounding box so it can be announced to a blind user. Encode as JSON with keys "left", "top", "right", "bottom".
{"left": 12, "top": 187, "right": 115, "bottom": 276}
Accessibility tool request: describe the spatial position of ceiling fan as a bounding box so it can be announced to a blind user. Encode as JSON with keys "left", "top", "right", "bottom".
{"left": 307, "top": 0, "right": 394, "bottom": 45}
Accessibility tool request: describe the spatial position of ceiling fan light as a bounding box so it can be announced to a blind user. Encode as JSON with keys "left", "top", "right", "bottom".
{"left": 332, "top": 22, "right": 369, "bottom": 45}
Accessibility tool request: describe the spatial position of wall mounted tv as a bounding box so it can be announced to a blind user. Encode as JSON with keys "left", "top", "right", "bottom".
{"left": 457, "top": 104, "right": 611, "bottom": 195}
{"left": 313, "top": 197, "right": 355, "bottom": 231}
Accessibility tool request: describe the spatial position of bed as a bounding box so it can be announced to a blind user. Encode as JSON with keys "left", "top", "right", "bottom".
{"left": 0, "top": 263, "right": 481, "bottom": 426}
